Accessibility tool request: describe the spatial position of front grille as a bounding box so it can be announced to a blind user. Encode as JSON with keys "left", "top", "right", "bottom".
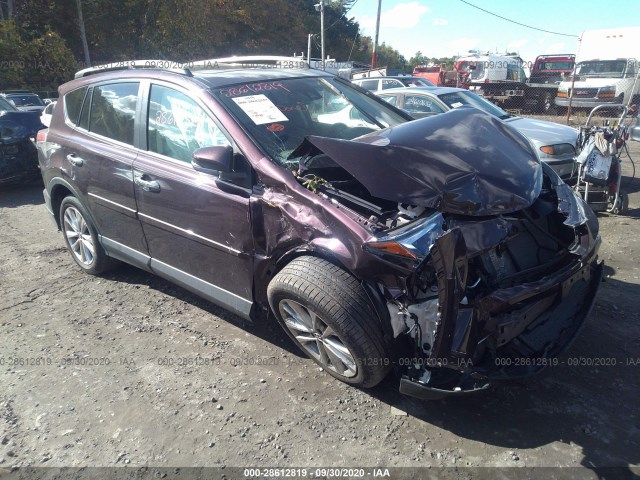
{"left": 571, "top": 88, "right": 598, "bottom": 98}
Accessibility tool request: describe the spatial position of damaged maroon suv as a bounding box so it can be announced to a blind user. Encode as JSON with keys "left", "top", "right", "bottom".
{"left": 37, "top": 61, "right": 602, "bottom": 398}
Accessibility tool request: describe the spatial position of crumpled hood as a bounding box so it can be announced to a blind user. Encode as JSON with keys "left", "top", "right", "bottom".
{"left": 297, "top": 108, "right": 542, "bottom": 216}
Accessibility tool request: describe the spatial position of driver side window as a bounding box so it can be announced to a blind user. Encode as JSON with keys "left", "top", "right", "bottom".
{"left": 148, "top": 85, "right": 230, "bottom": 163}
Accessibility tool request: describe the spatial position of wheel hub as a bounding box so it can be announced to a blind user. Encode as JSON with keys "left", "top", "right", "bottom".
{"left": 278, "top": 299, "right": 358, "bottom": 378}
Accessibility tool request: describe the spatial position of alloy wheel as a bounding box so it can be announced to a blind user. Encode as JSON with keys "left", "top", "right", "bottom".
{"left": 278, "top": 299, "right": 358, "bottom": 378}
{"left": 63, "top": 206, "right": 96, "bottom": 267}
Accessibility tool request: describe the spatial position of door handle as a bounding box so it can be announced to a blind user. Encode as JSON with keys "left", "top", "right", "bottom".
{"left": 134, "top": 174, "right": 161, "bottom": 193}
{"left": 66, "top": 153, "right": 84, "bottom": 167}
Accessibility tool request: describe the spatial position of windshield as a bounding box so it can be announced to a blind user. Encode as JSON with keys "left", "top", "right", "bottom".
{"left": 575, "top": 60, "right": 628, "bottom": 78}
{"left": 436, "top": 90, "right": 509, "bottom": 119}
{"left": 213, "top": 76, "right": 407, "bottom": 165}
{"left": 7, "top": 94, "right": 44, "bottom": 107}
{"left": 401, "top": 78, "right": 434, "bottom": 87}
{"left": 536, "top": 61, "right": 574, "bottom": 71}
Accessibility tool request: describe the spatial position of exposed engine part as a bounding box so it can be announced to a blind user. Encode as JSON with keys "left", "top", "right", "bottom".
{"left": 387, "top": 298, "right": 439, "bottom": 356}
{"left": 396, "top": 203, "right": 426, "bottom": 225}
{"left": 407, "top": 298, "right": 439, "bottom": 354}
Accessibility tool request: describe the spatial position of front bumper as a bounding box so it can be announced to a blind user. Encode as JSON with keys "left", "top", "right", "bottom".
{"left": 544, "top": 157, "right": 577, "bottom": 181}
{"left": 0, "top": 139, "right": 40, "bottom": 185}
{"left": 555, "top": 97, "right": 619, "bottom": 108}
{"left": 393, "top": 171, "right": 602, "bottom": 399}
{"left": 400, "top": 255, "right": 603, "bottom": 399}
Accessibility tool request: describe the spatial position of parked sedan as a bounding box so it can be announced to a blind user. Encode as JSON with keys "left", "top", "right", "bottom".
{"left": 378, "top": 87, "right": 579, "bottom": 180}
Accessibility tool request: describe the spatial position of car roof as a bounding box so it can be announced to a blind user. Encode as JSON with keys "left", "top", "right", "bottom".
{"left": 59, "top": 67, "right": 333, "bottom": 95}
{"left": 4, "top": 92, "right": 39, "bottom": 97}
{"left": 353, "top": 76, "right": 427, "bottom": 81}
{"left": 376, "top": 86, "right": 465, "bottom": 95}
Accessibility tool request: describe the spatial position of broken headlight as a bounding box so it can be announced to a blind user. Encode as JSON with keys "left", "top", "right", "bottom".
{"left": 364, "top": 212, "right": 445, "bottom": 266}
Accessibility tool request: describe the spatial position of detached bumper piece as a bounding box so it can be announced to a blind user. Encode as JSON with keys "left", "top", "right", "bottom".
{"left": 0, "top": 139, "right": 39, "bottom": 185}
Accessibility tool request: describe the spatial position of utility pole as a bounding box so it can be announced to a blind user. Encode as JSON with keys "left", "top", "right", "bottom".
{"left": 315, "top": 0, "right": 328, "bottom": 70}
{"left": 76, "top": 0, "right": 91, "bottom": 67}
{"left": 307, "top": 34, "right": 313, "bottom": 67}
{"left": 372, "top": 0, "right": 382, "bottom": 69}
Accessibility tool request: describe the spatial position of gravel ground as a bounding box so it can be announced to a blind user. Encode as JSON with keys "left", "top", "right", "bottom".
{"left": 1, "top": 116, "right": 639, "bottom": 479}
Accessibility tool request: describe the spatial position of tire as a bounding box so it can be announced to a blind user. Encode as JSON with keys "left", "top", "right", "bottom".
{"left": 540, "top": 92, "right": 555, "bottom": 114}
{"left": 611, "top": 192, "right": 629, "bottom": 215}
{"left": 268, "top": 256, "right": 390, "bottom": 388}
{"left": 59, "top": 196, "right": 116, "bottom": 275}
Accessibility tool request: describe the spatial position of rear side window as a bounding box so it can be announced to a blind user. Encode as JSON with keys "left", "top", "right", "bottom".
{"left": 64, "top": 87, "right": 87, "bottom": 125}
{"left": 379, "top": 95, "right": 398, "bottom": 107}
{"left": 89, "top": 83, "right": 139, "bottom": 145}
{"left": 404, "top": 95, "right": 446, "bottom": 114}
{"left": 357, "top": 79, "right": 379, "bottom": 91}
{"left": 381, "top": 79, "right": 401, "bottom": 89}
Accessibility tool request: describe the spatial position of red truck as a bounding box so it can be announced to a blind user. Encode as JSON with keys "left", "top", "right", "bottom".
{"left": 412, "top": 64, "right": 469, "bottom": 88}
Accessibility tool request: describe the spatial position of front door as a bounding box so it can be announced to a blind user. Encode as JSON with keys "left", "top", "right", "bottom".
{"left": 132, "top": 82, "right": 254, "bottom": 319}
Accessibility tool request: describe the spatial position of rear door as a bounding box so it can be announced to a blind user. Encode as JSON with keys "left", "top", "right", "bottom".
{"left": 132, "top": 81, "right": 254, "bottom": 319}
{"left": 56, "top": 82, "right": 149, "bottom": 267}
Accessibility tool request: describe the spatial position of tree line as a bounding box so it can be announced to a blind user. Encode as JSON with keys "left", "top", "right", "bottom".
{"left": 0, "top": 0, "right": 455, "bottom": 91}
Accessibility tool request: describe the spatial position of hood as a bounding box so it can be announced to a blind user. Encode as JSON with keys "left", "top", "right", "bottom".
{"left": 0, "top": 111, "right": 45, "bottom": 141}
{"left": 503, "top": 117, "right": 578, "bottom": 149}
{"left": 295, "top": 108, "right": 542, "bottom": 216}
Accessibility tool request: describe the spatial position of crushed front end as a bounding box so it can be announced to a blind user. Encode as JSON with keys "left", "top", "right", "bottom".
{"left": 291, "top": 109, "right": 603, "bottom": 398}
{"left": 377, "top": 174, "right": 602, "bottom": 398}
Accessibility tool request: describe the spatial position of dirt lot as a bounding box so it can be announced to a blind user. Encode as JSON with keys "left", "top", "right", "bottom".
{"left": 1, "top": 114, "right": 639, "bottom": 479}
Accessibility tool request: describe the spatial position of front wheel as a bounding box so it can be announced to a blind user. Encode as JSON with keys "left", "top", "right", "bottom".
{"left": 268, "top": 256, "right": 390, "bottom": 388}
{"left": 59, "top": 196, "right": 116, "bottom": 275}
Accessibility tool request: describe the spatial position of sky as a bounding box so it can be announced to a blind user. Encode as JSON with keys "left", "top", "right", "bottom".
{"left": 344, "top": 0, "right": 640, "bottom": 64}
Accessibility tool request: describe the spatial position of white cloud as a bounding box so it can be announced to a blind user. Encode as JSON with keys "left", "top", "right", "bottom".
{"left": 359, "top": 2, "right": 430, "bottom": 30}
{"left": 449, "top": 37, "right": 480, "bottom": 55}
{"left": 432, "top": 18, "right": 448, "bottom": 26}
{"left": 507, "top": 38, "right": 529, "bottom": 52}
{"left": 547, "top": 42, "right": 567, "bottom": 53}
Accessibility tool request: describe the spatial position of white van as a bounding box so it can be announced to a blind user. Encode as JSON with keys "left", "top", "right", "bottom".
{"left": 556, "top": 27, "right": 640, "bottom": 109}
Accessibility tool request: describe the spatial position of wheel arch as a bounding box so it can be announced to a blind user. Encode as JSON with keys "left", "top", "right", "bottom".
{"left": 48, "top": 178, "right": 94, "bottom": 231}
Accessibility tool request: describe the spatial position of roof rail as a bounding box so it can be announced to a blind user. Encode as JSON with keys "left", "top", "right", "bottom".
{"left": 188, "top": 56, "right": 310, "bottom": 72}
{"left": 74, "top": 60, "right": 194, "bottom": 79}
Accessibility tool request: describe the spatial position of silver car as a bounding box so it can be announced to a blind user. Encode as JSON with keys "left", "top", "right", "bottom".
{"left": 378, "top": 87, "right": 578, "bottom": 180}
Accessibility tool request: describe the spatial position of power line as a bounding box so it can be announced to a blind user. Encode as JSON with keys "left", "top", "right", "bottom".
{"left": 458, "top": 0, "right": 578, "bottom": 38}
{"left": 326, "top": 0, "right": 360, "bottom": 31}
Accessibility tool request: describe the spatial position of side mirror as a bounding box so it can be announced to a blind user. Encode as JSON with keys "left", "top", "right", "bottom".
{"left": 191, "top": 146, "right": 233, "bottom": 175}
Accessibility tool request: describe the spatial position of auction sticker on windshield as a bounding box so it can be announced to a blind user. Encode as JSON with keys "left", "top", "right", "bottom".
{"left": 232, "top": 94, "right": 288, "bottom": 125}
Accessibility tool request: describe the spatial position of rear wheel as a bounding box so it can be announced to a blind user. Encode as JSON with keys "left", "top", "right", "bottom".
{"left": 611, "top": 191, "right": 629, "bottom": 215}
{"left": 268, "top": 256, "right": 390, "bottom": 388}
{"left": 59, "top": 196, "right": 116, "bottom": 275}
